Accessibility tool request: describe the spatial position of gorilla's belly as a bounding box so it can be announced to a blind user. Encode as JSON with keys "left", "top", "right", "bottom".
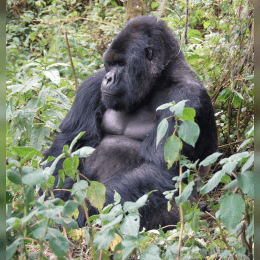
{"left": 84, "top": 135, "right": 145, "bottom": 181}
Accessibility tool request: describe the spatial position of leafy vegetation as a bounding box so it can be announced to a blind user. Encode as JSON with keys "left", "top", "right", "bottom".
{"left": 6, "top": 0, "right": 254, "bottom": 259}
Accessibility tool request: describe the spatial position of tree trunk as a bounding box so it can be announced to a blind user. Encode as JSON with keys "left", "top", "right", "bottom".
{"left": 125, "top": 0, "right": 145, "bottom": 21}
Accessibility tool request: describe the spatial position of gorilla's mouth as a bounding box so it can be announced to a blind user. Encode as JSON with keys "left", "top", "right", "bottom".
{"left": 102, "top": 92, "right": 115, "bottom": 98}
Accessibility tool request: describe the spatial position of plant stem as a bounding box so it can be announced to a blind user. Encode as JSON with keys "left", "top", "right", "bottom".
{"left": 176, "top": 159, "right": 184, "bottom": 260}
{"left": 82, "top": 199, "right": 95, "bottom": 260}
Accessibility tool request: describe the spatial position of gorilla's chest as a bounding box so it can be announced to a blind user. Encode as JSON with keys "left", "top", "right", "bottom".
{"left": 102, "top": 107, "right": 157, "bottom": 141}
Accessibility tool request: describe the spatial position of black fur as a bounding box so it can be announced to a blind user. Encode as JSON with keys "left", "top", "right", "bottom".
{"left": 44, "top": 16, "right": 218, "bottom": 230}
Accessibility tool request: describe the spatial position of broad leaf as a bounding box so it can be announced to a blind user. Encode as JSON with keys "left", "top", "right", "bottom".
{"left": 156, "top": 118, "right": 168, "bottom": 146}
{"left": 69, "top": 131, "right": 85, "bottom": 152}
{"left": 120, "top": 213, "right": 140, "bottom": 237}
{"left": 164, "top": 135, "right": 182, "bottom": 169}
{"left": 123, "top": 193, "right": 149, "bottom": 212}
{"left": 179, "top": 107, "right": 196, "bottom": 121}
{"left": 62, "top": 200, "right": 80, "bottom": 217}
{"left": 140, "top": 245, "right": 161, "bottom": 260}
{"left": 169, "top": 100, "right": 188, "bottom": 116}
{"left": 11, "top": 147, "right": 41, "bottom": 158}
{"left": 46, "top": 228, "right": 73, "bottom": 257}
{"left": 63, "top": 158, "right": 76, "bottom": 179}
{"left": 71, "top": 180, "right": 89, "bottom": 195}
{"left": 175, "top": 181, "right": 195, "bottom": 205}
{"left": 156, "top": 102, "right": 174, "bottom": 111}
{"left": 219, "top": 194, "right": 245, "bottom": 231}
{"left": 6, "top": 238, "right": 21, "bottom": 260}
{"left": 237, "top": 171, "right": 254, "bottom": 197}
{"left": 86, "top": 181, "right": 106, "bottom": 211}
{"left": 241, "top": 153, "right": 254, "bottom": 173}
{"left": 22, "top": 168, "right": 44, "bottom": 186}
{"left": 199, "top": 152, "right": 222, "bottom": 166}
{"left": 200, "top": 170, "right": 226, "bottom": 194}
{"left": 7, "top": 167, "right": 22, "bottom": 185}
{"left": 72, "top": 146, "right": 95, "bottom": 157}
{"left": 179, "top": 120, "right": 200, "bottom": 147}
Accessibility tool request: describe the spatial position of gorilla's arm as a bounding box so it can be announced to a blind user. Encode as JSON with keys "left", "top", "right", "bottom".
{"left": 44, "top": 69, "right": 106, "bottom": 158}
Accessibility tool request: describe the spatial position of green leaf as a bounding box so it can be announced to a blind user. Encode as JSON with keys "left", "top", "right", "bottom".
{"left": 164, "top": 135, "right": 182, "bottom": 169}
{"left": 94, "top": 228, "right": 116, "bottom": 250}
{"left": 200, "top": 170, "right": 226, "bottom": 194}
{"left": 37, "top": 206, "right": 64, "bottom": 219}
{"left": 169, "top": 100, "right": 188, "bottom": 116}
{"left": 86, "top": 181, "right": 106, "bottom": 211}
{"left": 46, "top": 228, "right": 73, "bottom": 256}
{"left": 63, "top": 158, "right": 76, "bottom": 179}
{"left": 26, "top": 185, "right": 35, "bottom": 204}
{"left": 156, "top": 118, "right": 169, "bottom": 146}
{"left": 69, "top": 132, "right": 85, "bottom": 152}
{"left": 62, "top": 200, "right": 80, "bottom": 217}
{"left": 237, "top": 171, "right": 254, "bottom": 197}
{"left": 238, "top": 138, "right": 252, "bottom": 151}
{"left": 179, "top": 107, "right": 196, "bottom": 121}
{"left": 43, "top": 68, "right": 60, "bottom": 85}
{"left": 140, "top": 245, "right": 161, "bottom": 260}
{"left": 241, "top": 153, "right": 254, "bottom": 173}
{"left": 101, "top": 214, "right": 123, "bottom": 232}
{"left": 223, "top": 179, "right": 238, "bottom": 190}
{"left": 44, "top": 153, "right": 65, "bottom": 178}
{"left": 199, "top": 152, "right": 222, "bottom": 166}
{"left": 22, "top": 169, "right": 44, "bottom": 185}
{"left": 123, "top": 193, "right": 148, "bottom": 212}
{"left": 175, "top": 181, "right": 195, "bottom": 205}
{"left": 222, "top": 162, "right": 237, "bottom": 175}
{"left": 111, "top": 1, "right": 118, "bottom": 7}
{"left": 121, "top": 239, "right": 136, "bottom": 260}
{"left": 221, "top": 152, "right": 249, "bottom": 164}
{"left": 6, "top": 238, "right": 21, "bottom": 260}
{"left": 203, "top": 21, "right": 211, "bottom": 29}
{"left": 247, "top": 214, "right": 254, "bottom": 238}
{"left": 120, "top": 213, "right": 140, "bottom": 237}
{"left": 151, "top": 1, "right": 159, "bottom": 10}
{"left": 7, "top": 167, "right": 22, "bottom": 185}
{"left": 52, "top": 217, "right": 78, "bottom": 229}
{"left": 11, "top": 147, "right": 41, "bottom": 158}
{"left": 156, "top": 102, "right": 174, "bottom": 111}
{"left": 30, "top": 126, "right": 50, "bottom": 150}
{"left": 193, "top": 212, "right": 200, "bottom": 231}
{"left": 71, "top": 180, "right": 89, "bottom": 195}
{"left": 72, "top": 146, "right": 95, "bottom": 157}
{"left": 219, "top": 194, "right": 245, "bottom": 231}
{"left": 179, "top": 120, "right": 200, "bottom": 147}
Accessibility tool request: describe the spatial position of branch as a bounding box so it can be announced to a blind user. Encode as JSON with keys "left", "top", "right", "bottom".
{"left": 64, "top": 31, "right": 78, "bottom": 91}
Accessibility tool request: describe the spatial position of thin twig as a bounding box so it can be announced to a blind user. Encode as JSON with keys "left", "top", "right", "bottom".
{"left": 183, "top": 0, "right": 189, "bottom": 44}
{"left": 65, "top": 31, "right": 78, "bottom": 91}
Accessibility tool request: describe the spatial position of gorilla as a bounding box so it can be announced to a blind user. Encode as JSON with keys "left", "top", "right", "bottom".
{"left": 45, "top": 16, "right": 218, "bottom": 230}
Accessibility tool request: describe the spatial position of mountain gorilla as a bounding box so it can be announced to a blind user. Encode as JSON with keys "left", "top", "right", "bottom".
{"left": 45, "top": 16, "right": 218, "bottom": 230}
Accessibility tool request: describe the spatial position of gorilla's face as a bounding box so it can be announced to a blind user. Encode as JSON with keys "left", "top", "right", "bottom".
{"left": 101, "top": 45, "right": 153, "bottom": 112}
{"left": 100, "top": 17, "right": 168, "bottom": 112}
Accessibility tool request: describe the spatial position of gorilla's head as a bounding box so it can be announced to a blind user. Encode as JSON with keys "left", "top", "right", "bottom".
{"left": 101, "top": 16, "right": 183, "bottom": 112}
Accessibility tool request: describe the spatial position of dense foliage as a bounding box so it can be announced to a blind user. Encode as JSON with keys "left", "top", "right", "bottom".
{"left": 6, "top": 0, "right": 254, "bottom": 259}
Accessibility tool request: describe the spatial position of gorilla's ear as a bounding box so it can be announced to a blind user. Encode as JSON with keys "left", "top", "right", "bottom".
{"left": 145, "top": 47, "right": 153, "bottom": 60}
